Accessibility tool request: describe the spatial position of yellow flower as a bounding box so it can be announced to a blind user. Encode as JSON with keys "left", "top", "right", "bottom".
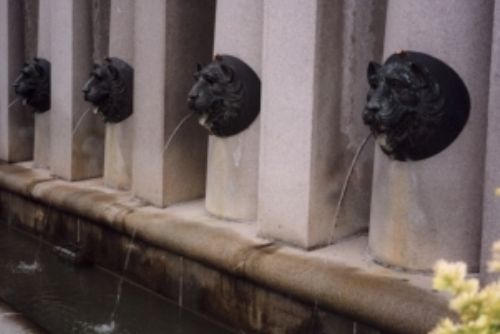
{"left": 488, "top": 242, "right": 500, "bottom": 273}
{"left": 450, "top": 290, "right": 481, "bottom": 321}
{"left": 433, "top": 260, "right": 468, "bottom": 294}
{"left": 429, "top": 318, "right": 457, "bottom": 334}
{"left": 431, "top": 243, "right": 500, "bottom": 333}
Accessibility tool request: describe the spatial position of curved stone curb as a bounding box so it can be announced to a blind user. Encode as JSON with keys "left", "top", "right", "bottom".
{"left": 0, "top": 163, "right": 450, "bottom": 334}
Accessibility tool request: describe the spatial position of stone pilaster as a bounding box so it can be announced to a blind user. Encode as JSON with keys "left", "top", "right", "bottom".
{"left": 50, "top": 0, "right": 104, "bottom": 180}
{"left": 204, "top": 0, "right": 263, "bottom": 221}
{"left": 0, "top": 0, "right": 34, "bottom": 162}
{"left": 258, "top": 0, "right": 386, "bottom": 248}
{"left": 103, "top": 0, "right": 134, "bottom": 190}
{"left": 369, "top": 0, "right": 494, "bottom": 271}
{"left": 132, "top": 0, "right": 215, "bottom": 206}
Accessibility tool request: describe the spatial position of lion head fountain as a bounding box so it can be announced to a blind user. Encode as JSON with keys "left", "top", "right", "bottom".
{"left": 187, "top": 55, "right": 260, "bottom": 137}
{"left": 13, "top": 57, "right": 51, "bottom": 113}
{"left": 363, "top": 51, "right": 470, "bottom": 161}
{"left": 82, "top": 57, "right": 133, "bottom": 123}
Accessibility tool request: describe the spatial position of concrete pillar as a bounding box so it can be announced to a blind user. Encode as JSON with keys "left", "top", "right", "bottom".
{"left": 481, "top": 1, "right": 500, "bottom": 282}
{"left": 204, "top": 0, "right": 263, "bottom": 221}
{"left": 50, "top": 0, "right": 105, "bottom": 180}
{"left": 368, "top": 0, "right": 494, "bottom": 271}
{"left": 258, "top": 0, "right": 386, "bottom": 248}
{"left": 133, "top": 0, "right": 215, "bottom": 206}
{"left": 91, "top": 0, "right": 110, "bottom": 62}
{"left": 104, "top": 0, "right": 134, "bottom": 190}
{"left": 34, "top": 0, "right": 51, "bottom": 169}
{"left": 0, "top": 0, "right": 34, "bottom": 162}
{"left": 23, "top": 0, "right": 38, "bottom": 62}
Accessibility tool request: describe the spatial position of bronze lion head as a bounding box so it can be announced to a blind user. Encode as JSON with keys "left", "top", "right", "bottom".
{"left": 187, "top": 55, "right": 260, "bottom": 137}
{"left": 82, "top": 57, "right": 133, "bottom": 123}
{"left": 363, "top": 51, "right": 469, "bottom": 161}
{"left": 13, "top": 57, "right": 51, "bottom": 113}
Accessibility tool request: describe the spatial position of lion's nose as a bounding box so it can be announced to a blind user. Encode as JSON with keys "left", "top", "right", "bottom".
{"left": 362, "top": 109, "right": 374, "bottom": 124}
{"left": 366, "top": 99, "right": 381, "bottom": 112}
{"left": 187, "top": 92, "right": 198, "bottom": 102}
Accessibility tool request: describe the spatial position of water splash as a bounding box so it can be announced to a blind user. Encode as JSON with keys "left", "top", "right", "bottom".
{"left": 72, "top": 108, "right": 91, "bottom": 137}
{"left": 329, "top": 133, "right": 372, "bottom": 244}
{"left": 14, "top": 260, "right": 42, "bottom": 274}
{"left": 15, "top": 232, "right": 44, "bottom": 274}
{"left": 162, "top": 112, "right": 194, "bottom": 154}
{"left": 92, "top": 320, "right": 116, "bottom": 333}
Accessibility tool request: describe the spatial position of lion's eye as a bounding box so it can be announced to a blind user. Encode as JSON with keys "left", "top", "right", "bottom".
{"left": 368, "top": 75, "right": 378, "bottom": 89}
{"left": 386, "top": 77, "right": 409, "bottom": 91}
{"left": 204, "top": 76, "right": 215, "bottom": 84}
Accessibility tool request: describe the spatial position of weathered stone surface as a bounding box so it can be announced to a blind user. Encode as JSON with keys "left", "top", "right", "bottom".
{"left": 0, "top": 300, "right": 46, "bottom": 334}
{"left": 103, "top": 0, "right": 134, "bottom": 190}
{"left": 33, "top": 0, "right": 50, "bottom": 169}
{"left": 481, "top": 3, "right": 500, "bottom": 283}
{"left": 0, "top": 0, "right": 34, "bottom": 163}
{"left": 50, "top": 0, "right": 105, "bottom": 180}
{"left": 0, "top": 162, "right": 448, "bottom": 334}
{"left": 368, "top": 0, "right": 494, "bottom": 271}
{"left": 205, "top": 0, "right": 263, "bottom": 221}
{"left": 132, "top": 0, "right": 214, "bottom": 206}
{"left": 258, "top": 0, "right": 385, "bottom": 248}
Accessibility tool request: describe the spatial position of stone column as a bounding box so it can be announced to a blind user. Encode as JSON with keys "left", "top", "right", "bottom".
{"left": 481, "top": 1, "right": 500, "bottom": 282}
{"left": 104, "top": 0, "right": 134, "bottom": 190}
{"left": 204, "top": 0, "right": 263, "bottom": 221}
{"left": 258, "top": 0, "right": 386, "bottom": 248}
{"left": 34, "top": 0, "right": 51, "bottom": 168}
{"left": 368, "top": 0, "right": 494, "bottom": 271}
{"left": 132, "top": 0, "right": 215, "bottom": 206}
{"left": 50, "top": 0, "right": 105, "bottom": 180}
{"left": 0, "top": 0, "right": 34, "bottom": 162}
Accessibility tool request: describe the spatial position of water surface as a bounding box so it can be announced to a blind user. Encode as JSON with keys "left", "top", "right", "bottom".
{"left": 0, "top": 223, "right": 234, "bottom": 334}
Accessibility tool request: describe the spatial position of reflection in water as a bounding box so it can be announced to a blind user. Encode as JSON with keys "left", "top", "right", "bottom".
{"left": 0, "top": 223, "right": 233, "bottom": 334}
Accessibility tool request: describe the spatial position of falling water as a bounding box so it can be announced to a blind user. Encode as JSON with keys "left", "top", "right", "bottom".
{"left": 178, "top": 257, "right": 184, "bottom": 308}
{"left": 76, "top": 218, "right": 81, "bottom": 245}
{"left": 328, "top": 133, "right": 372, "bottom": 244}
{"left": 8, "top": 98, "right": 20, "bottom": 109}
{"left": 72, "top": 108, "right": 92, "bottom": 137}
{"left": 162, "top": 113, "right": 194, "bottom": 154}
{"left": 93, "top": 228, "right": 139, "bottom": 333}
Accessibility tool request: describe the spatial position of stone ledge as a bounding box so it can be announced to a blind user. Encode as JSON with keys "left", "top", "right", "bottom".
{"left": 0, "top": 299, "right": 47, "bottom": 333}
{"left": 0, "top": 162, "right": 450, "bottom": 334}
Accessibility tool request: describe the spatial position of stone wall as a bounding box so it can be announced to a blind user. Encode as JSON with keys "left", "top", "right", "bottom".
{"left": 0, "top": 0, "right": 500, "bottom": 331}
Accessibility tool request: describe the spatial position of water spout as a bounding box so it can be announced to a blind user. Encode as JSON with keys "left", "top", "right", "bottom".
{"left": 329, "top": 133, "right": 372, "bottom": 244}
{"left": 162, "top": 112, "right": 194, "bottom": 155}
{"left": 8, "top": 98, "right": 20, "bottom": 109}
{"left": 72, "top": 108, "right": 92, "bottom": 137}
